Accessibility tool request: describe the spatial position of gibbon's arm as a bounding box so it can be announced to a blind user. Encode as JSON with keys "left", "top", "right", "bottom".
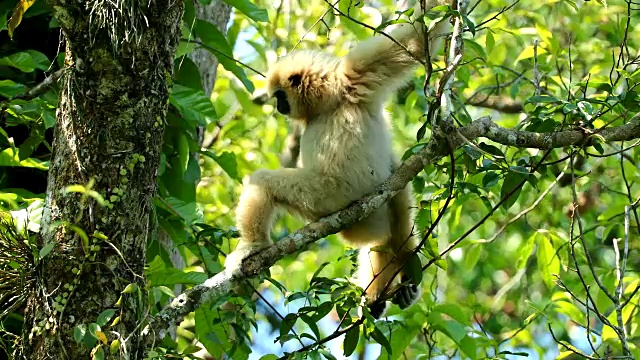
{"left": 340, "top": 1, "right": 449, "bottom": 103}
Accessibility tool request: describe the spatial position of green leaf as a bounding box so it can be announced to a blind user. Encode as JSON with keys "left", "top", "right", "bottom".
{"left": 463, "top": 39, "right": 485, "bottom": 60}
{"left": 299, "top": 314, "right": 321, "bottom": 340}
{"left": 537, "top": 234, "right": 560, "bottom": 290}
{"left": 156, "top": 196, "right": 200, "bottom": 224}
{"left": 482, "top": 172, "right": 500, "bottom": 188}
{"left": 380, "top": 324, "right": 421, "bottom": 360}
{"left": 222, "top": 0, "right": 268, "bottom": 22}
{"left": 18, "top": 132, "right": 44, "bottom": 161}
{"left": 88, "top": 323, "right": 102, "bottom": 339}
{"left": 92, "top": 346, "right": 105, "bottom": 360}
{"left": 38, "top": 242, "right": 54, "bottom": 260}
{"left": 343, "top": 324, "right": 359, "bottom": 357}
{"left": 0, "top": 79, "right": 26, "bottom": 98}
{"left": 337, "top": 0, "right": 369, "bottom": 39}
{"left": 313, "top": 302, "right": 334, "bottom": 321}
{"left": 458, "top": 335, "right": 478, "bottom": 360}
{"left": 370, "top": 326, "right": 392, "bottom": 355}
{"left": 0, "top": 148, "right": 48, "bottom": 170}
{"left": 478, "top": 142, "right": 505, "bottom": 158}
{"left": 485, "top": 31, "right": 495, "bottom": 56}
{"left": 0, "top": 50, "right": 49, "bottom": 72}
{"left": 433, "top": 304, "right": 471, "bottom": 326}
{"left": 526, "top": 95, "right": 561, "bottom": 104}
{"left": 147, "top": 268, "right": 208, "bottom": 286}
{"left": 403, "top": 252, "right": 423, "bottom": 285}
{"left": 194, "top": 306, "right": 226, "bottom": 358}
{"left": 194, "top": 20, "right": 255, "bottom": 92}
{"left": 73, "top": 324, "right": 86, "bottom": 343}
{"left": 279, "top": 313, "right": 297, "bottom": 337}
{"left": 318, "top": 349, "right": 338, "bottom": 360}
{"left": 515, "top": 45, "right": 547, "bottom": 63}
{"left": 200, "top": 150, "right": 240, "bottom": 181}
{"left": 463, "top": 244, "right": 481, "bottom": 269}
{"left": 516, "top": 233, "right": 535, "bottom": 270}
{"left": 259, "top": 356, "right": 279, "bottom": 360}
{"left": 416, "top": 119, "right": 428, "bottom": 141}
{"left": 462, "top": 15, "right": 476, "bottom": 37}
{"left": 96, "top": 309, "right": 116, "bottom": 327}
{"left": 177, "top": 133, "right": 190, "bottom": 174}
{"left": 462, "top": 144, "right": 482, "bottom": 160}
{"left": 170, "top": 84, "right": 217, "bottom": 126}
{"left": 500, "top": 172, "right": 526, "bottom": 210}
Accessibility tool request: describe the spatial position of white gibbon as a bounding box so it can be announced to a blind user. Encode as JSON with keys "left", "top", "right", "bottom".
{"left": 225, "top": 0, "right": 450, "bottom": 318}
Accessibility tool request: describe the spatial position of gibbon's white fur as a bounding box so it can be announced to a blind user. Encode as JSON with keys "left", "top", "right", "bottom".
{"left": 226, "top": 1, "right": 450, "bottom": 317}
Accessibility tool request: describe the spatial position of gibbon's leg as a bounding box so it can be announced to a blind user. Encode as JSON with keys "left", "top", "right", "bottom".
{"left": 224, "top": 173, "right": 277, "bottom": 273}
{"left": 357, "top": 245, "right": 402, "bottom": 318}
{"left": 354, "top": 184, "right": 420, "bottom": 318}
{"left": 225, "top": 168, "right": 343, "bottom": 274}
{"left": 388, "top": 184, "right": 422, "bottom": 309}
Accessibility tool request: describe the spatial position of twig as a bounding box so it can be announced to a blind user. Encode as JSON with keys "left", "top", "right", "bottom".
{"left": 292, "top": 0, "right": 339, "bottom": 50}
{"left": 181, "top": 39, "right": 266, "bottom": 77}
{"left": 322, "top": 0, "right": 425, "bottom": 65}
{"left": 479, "top": 164, "right": 568, "bottom": 244}
{"left": 278, "top": 317, "right": 364, "bottom": 359}
{"left": 10, "top": 68, "right": 65, "bottom": 101}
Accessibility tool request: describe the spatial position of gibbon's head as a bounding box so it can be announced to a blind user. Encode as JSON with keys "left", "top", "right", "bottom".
{"left": 266, "top": 50, "right": 342, "bottom": 121}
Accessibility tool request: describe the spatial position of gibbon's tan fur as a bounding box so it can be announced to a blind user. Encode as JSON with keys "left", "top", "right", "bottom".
{"left": 226, "top": 0, "right": 450, "bottom": 316}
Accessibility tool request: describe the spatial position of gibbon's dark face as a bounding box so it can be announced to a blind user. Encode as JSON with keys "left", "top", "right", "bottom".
{"left": 273, "top": 90, "right": 290, "bottom": 115}
{"left": 266, "top": 50, "right": 340, "bottom": 120}
{"left": 272, "top": 74, "right": 303, "bottom": 116}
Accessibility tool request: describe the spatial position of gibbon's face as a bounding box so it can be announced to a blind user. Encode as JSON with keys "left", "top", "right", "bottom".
{"left": 266, "top": 50, "right": 340, "bottom": 121}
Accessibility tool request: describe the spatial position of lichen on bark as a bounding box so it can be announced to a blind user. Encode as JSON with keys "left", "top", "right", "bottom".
{"left": 21, "top": 0, "right": 183, "bottom": 358}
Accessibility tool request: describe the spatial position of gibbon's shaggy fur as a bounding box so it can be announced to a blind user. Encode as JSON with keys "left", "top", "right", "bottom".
{"left": 225, "top": 1, "right": 450, "bottom": 317}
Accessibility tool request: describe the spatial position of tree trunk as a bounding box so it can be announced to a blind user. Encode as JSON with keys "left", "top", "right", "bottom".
{"left": 20, "top": 0, "right": 183, "bottom": 358}
{"left": 190, "top": 0, "right": 232, "bottom": 98}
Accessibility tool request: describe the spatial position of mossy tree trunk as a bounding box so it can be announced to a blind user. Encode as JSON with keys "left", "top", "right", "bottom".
{"left": 20, "top": 0, "right": 183, "bottom": 358}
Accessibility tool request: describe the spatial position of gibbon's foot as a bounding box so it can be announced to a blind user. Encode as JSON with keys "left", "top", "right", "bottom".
{"left": 224, "top": 241, "right": 271, "bottom": 276}
{"left": 391, "top": 275, "right": 421, "bottom": 309}
{"left": 368, "top": 300, "right": 390, "bottom": 319}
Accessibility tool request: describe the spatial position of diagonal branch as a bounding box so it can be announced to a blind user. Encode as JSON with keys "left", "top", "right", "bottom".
{"left": 142, "top": 112, "right": 640, "bottom": 340}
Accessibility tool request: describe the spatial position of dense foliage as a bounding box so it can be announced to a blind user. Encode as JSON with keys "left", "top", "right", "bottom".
{"left": 1, "top": 0, "right": 639, "bottom": 359}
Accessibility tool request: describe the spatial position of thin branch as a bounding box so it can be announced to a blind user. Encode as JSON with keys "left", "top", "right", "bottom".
{"left": 182, "top": 39, "right": 266, "bottom": 78}
{"left": 292, "top": 0, "right": 339, "bottom": 50}
{"left": 9, "top": 68, "right": 65, "bottom": 101}
{"left": 479, "top": 164, "right": 567, "bottom": 244}
{"left": 322, "top": 0, "right": 425, "bottom": 65}
{"left": 278, "top": 318, "right": 364, "bottom": 359}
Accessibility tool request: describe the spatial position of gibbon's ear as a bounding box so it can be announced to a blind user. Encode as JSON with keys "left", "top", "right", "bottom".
{"left": 288, "top": 74, "right": 303, "bottom": 87}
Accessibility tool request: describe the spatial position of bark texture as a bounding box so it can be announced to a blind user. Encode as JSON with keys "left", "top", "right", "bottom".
{"left": 22, "top": 0, "right": 183, "bottom": 358}
{"left": 189, "top": 0, "right": 233, "bottom": 97}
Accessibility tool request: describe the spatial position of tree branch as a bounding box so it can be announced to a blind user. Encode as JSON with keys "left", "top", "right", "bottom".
{"left": 142, "top": 112, "right": 640, "bottom": 340}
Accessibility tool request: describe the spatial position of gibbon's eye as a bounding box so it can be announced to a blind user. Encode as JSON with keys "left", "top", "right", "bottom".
{"left": 288, "top": 74, "right": 302, "bottom": 87}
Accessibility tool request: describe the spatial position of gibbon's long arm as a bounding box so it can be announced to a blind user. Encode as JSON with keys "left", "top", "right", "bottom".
{"left": 340, "top": 1, "right": 449, "bottom": 103}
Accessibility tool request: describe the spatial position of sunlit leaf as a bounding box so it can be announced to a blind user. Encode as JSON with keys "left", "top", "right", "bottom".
{"left": 7, "top": 0, "right": 35, "bottom": 38}
{"left": 223, "top": 0, "right": 268, "bottom": 22}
